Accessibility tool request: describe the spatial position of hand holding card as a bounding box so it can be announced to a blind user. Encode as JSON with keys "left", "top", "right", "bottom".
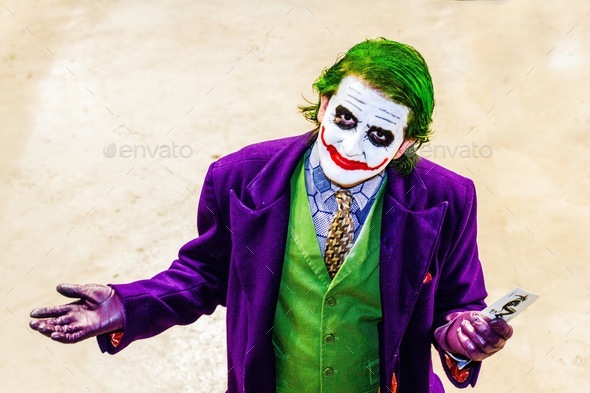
{"left": 434, "top": 311, "right": 514, "bottom": 362}
{"left": 434, "top": 287, "right": 539, "bottom": 362}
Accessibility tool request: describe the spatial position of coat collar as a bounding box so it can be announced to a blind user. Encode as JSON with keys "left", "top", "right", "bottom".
{"left": 241, "top": 132, "right": 314, "bottom": 211}
{"left": 242, "top": 132, "right": 428, "bottom": 212}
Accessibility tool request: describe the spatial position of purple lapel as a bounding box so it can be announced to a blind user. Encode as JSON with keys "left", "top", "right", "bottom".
{"left": 228, "top": 132, "right": 313, "bottom": 391}
{"left": 379, "top": 166, "right": 448, "bottom": 382}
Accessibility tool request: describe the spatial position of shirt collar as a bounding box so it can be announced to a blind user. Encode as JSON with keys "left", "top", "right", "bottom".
{"left": 306, "top": 141, "right": 385, "bottom": 211}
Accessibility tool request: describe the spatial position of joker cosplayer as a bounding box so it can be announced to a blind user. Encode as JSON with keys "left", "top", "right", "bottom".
{"left": 30, "top": 39, "right": 513, "bottom": 392}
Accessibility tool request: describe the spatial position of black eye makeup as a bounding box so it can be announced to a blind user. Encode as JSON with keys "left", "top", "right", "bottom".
{"left": 333, "top": 105, "right": 358, "bottom": 130}
{"left": 332, "top": 104, "right": 395, "bottom": 148}
{"left": 367, "top": 126, "right": 395, "bottom": 148}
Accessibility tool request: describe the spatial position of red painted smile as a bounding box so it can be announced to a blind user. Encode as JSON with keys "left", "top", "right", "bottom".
{"left": 320, "top": 126, "right": 388, "bottom": 171}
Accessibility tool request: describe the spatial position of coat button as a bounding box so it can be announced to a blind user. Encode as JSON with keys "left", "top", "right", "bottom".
{"left": 323, "top": 367, "right": 334, "bottom": 376}
{"left": 324, "top": 334, "right": 335, "bottom": 343}
{"left": 326, "top": 297, "right": 336, "bottom": 307}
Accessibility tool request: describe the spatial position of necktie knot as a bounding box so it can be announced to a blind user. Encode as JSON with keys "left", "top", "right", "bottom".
{"left": 335, "top": 190, "right": 352, "bottom": 212}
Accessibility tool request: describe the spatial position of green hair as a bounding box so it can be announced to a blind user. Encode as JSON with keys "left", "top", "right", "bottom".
{"left": 300, "top": 38, "right": 434, "bottom": 175}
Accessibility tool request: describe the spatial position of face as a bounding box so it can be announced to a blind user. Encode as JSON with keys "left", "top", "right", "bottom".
{"left": 317, "top": 75, "right": 414, "bottom": 188}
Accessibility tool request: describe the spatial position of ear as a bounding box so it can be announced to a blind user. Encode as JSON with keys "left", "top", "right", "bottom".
{"left": 393, "top": 138, "right": 417, "bottom": 160}
{"left": 317, "top": 95, "right": 330, "bottom": 123}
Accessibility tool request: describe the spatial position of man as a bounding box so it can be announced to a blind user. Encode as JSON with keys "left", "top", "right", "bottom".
{"left": 30, "top": 38, "right": 513, "bottom": 392}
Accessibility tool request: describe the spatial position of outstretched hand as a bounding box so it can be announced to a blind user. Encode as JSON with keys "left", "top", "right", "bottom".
{"left": 30, "top": 283, "right": 125, "bottom": 344}
{"left": 434, "top": 311, "right": 513, "bottom": 362}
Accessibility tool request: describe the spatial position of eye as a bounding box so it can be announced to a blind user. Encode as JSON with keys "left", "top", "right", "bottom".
{"left": 333, "top": 105, "right": 357, "bottom": 130}
{"left": 367, "top": 127, "right": 394, "bottom": 147}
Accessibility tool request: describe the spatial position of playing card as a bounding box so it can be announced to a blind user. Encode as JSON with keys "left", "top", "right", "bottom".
{"left": 481, "top": 287, "right": 539, "bottom": 322}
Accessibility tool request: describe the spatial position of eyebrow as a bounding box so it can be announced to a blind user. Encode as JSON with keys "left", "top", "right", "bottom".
{"left": 375, "top": 115, "right": 397, "bottom": 125}
{"left": 379, "top": 108, "right": 400, "bottom": 120}
{"left": 344, "top": 99, "right": 363, "bottom": 112}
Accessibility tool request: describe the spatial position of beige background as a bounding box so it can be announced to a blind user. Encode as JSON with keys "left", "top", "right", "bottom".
{"left": 1, "top": 0, "right": 589, "bottom": 392}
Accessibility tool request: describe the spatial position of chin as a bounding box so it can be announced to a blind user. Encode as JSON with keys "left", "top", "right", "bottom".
{"left": 330, "top": 178, "right": 365, "bottom": 189}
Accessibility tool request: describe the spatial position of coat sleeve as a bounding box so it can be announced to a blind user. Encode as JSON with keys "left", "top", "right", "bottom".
{"left": 432, "top": 180, "right": 488, "bottom": 388}
{"left": 97, "top": 163, "right": 231, "bottom": 354}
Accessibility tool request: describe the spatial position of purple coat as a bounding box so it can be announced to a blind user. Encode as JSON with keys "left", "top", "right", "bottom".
{"left": 98, "top": 132, "right": 487, "bottom": 392}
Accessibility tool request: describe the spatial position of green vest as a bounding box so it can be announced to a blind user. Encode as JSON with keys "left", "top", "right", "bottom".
{"left": 273, "top": 159, "right": 385, "bottom": 393}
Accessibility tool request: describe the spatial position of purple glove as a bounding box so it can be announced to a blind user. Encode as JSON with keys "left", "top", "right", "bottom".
{"left": 434, "top": 311, "right": 513, "bottom": 362}
{"left": 29, "top": 283, "right": 125, "bottom": 343}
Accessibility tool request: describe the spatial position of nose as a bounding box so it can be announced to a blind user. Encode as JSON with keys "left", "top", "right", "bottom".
{"left": 340, "top": 131, "right": 364, "bottom": 158}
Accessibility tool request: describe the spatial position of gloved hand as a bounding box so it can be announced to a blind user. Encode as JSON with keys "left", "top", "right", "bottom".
{"left": 434, "top": 311, "right": 513, "bottom": 362}
{"left": 29, "top": 283, "right": 125, "bottom": 343}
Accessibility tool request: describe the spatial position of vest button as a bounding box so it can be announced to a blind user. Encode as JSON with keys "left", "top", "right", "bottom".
{"left": 323, "top": 367, "right": 334, "bottom": 377}
{"left": 324, "top": 334, "right": 335, "bottom": 343}
{"left": 326, "top": 297, "right": 336, "bottom": 307}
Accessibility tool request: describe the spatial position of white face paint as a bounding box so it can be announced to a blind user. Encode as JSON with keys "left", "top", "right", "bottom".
{"left": 317, "top": 75, "right": 412, "bottom": 188}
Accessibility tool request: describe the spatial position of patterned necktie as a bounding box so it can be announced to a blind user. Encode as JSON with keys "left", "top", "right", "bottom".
{"left": 324, "top": 190, "right": 354, "bottom": 279}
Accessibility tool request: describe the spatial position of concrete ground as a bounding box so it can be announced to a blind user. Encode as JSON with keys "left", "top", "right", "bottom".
{"left": 1, "top": 0, "right": 589, "bottom": 391}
